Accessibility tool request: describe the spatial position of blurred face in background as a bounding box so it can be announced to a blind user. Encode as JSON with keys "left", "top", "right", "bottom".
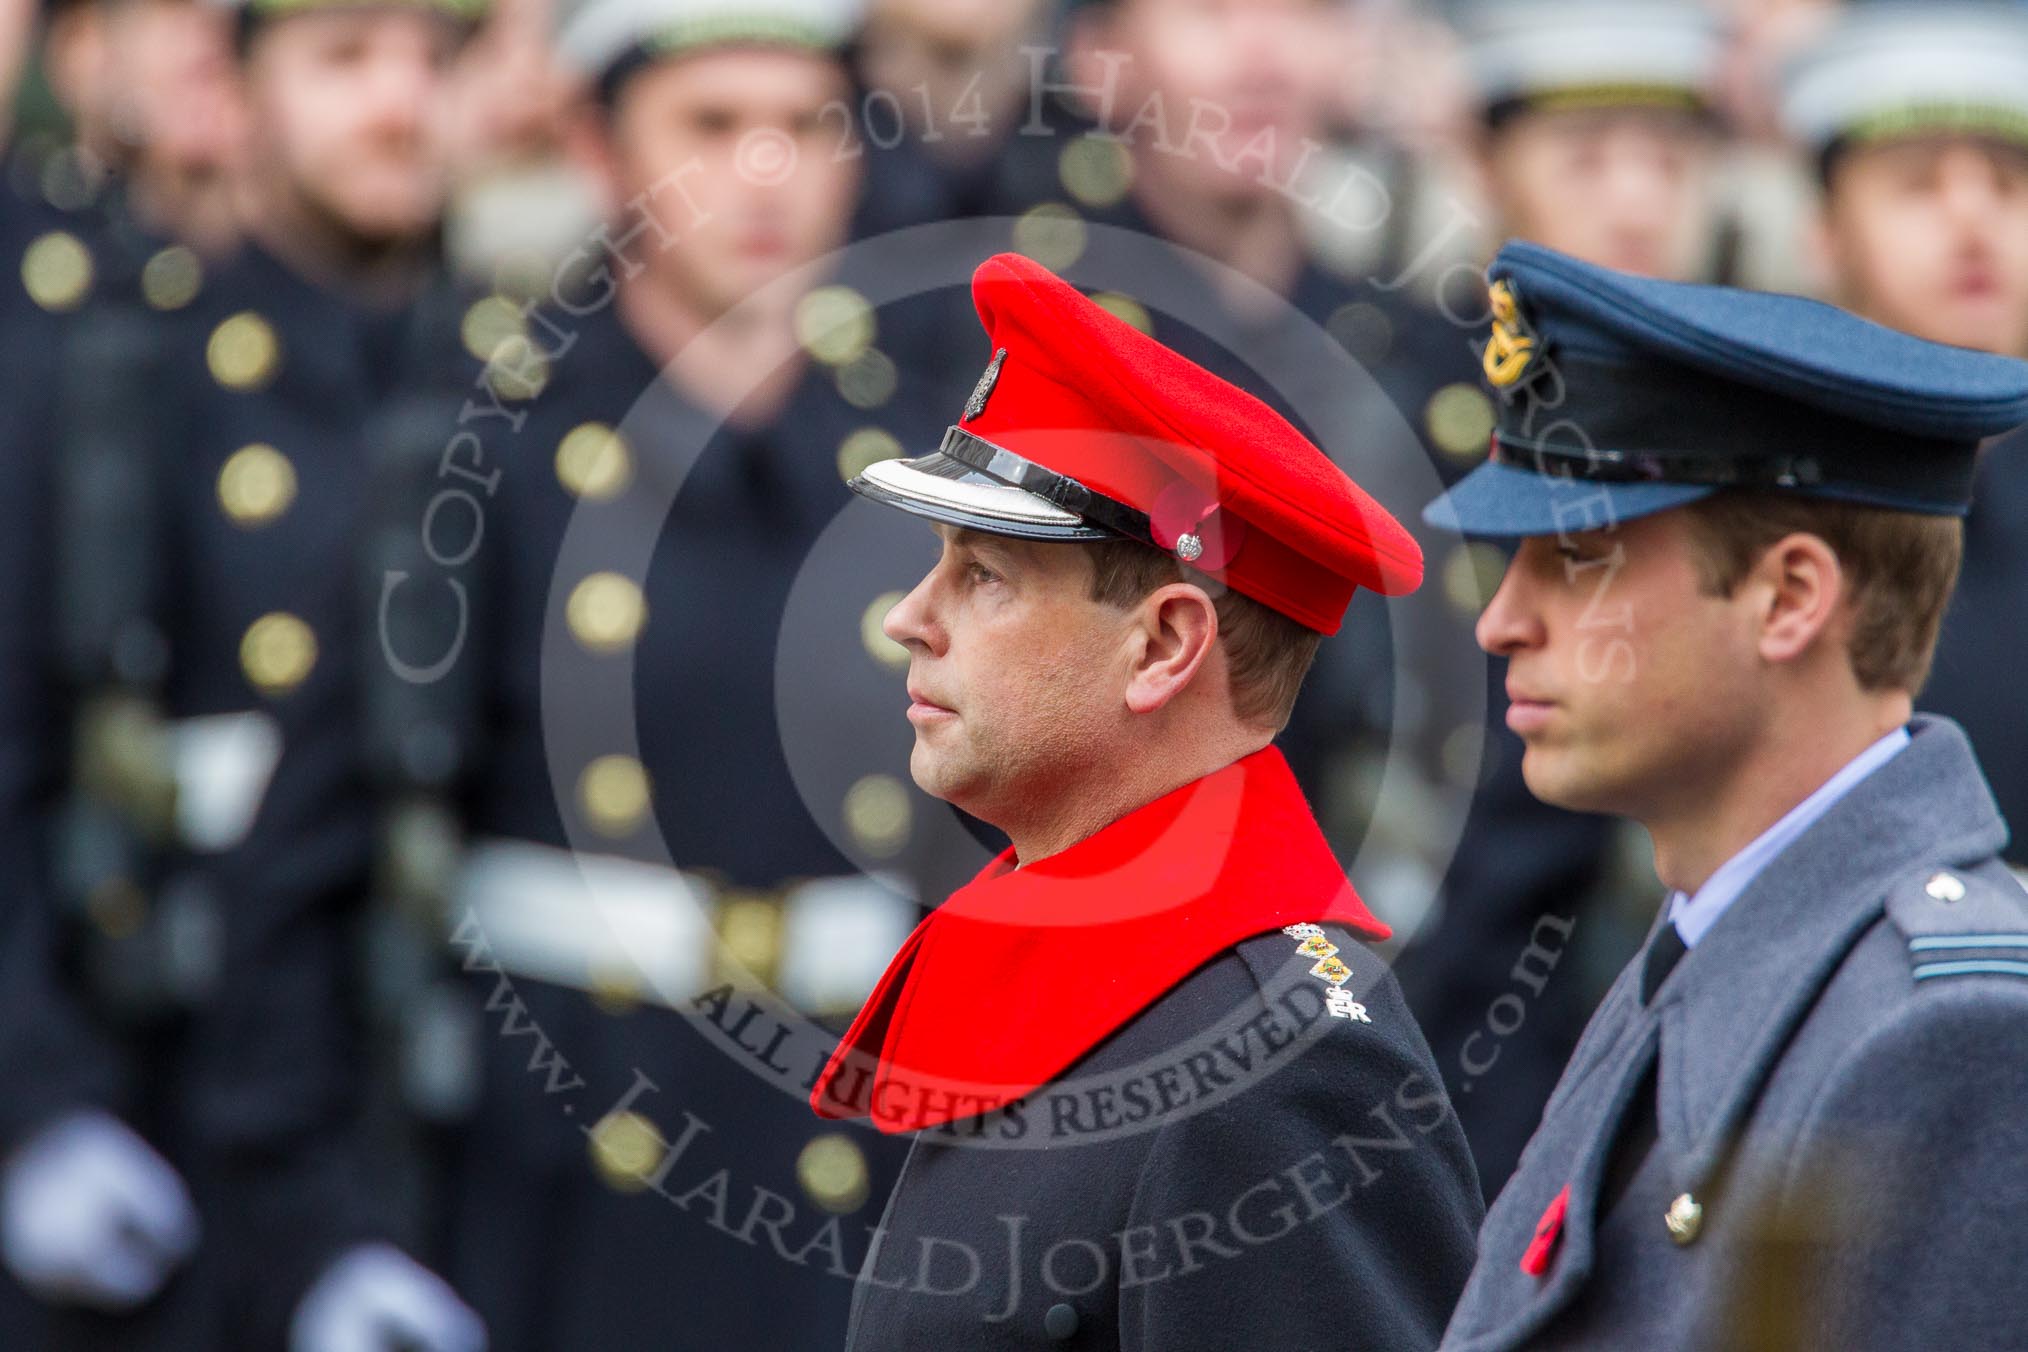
{"left": 106, "top": 0, "right": 246, "bottom": 248}
{"left": 241, "top": 7, "right": 462, "bottom": 245}
{"left": 1073, "top": 0, "right": 1344, "bottom": 202}
{"left": 1818, "top": 137, "right": 2028, "bottom": 359}
{"left": 1484, "top": 107, "right": 1719, "bottom": 280}
{"left": 858, "top": 0, "right": 1049, "bottom": 165}
{"left": 36, "top": 0, "right": 245, "bottom": 248}
{"left": 588, "top": 46, "right": 859, "bottom": 321}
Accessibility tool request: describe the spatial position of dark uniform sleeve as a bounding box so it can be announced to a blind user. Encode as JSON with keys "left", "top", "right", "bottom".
{"left": 1776, "top": 984, "right": 2028, "bottom": 1350}
{"left": 0, "top": 300, "right": 128, "bottom": 1152}
{"left": 1116, "top": 974, "right": 1483, "bottom": 1352}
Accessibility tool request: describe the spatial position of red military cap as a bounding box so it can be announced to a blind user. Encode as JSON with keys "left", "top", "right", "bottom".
{"left": 849, "top": 253, "right": 1422, "bottom": 634}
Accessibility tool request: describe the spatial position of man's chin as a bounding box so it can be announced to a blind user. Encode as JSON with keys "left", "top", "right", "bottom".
{"left": 1517, "top": 743, "right": 1610, "bottom": 815}
{"left": 906, "top": 745, "right": 960, "bottom": 805}
{"left": 911, "top": 741, "right": 1002, "bottom": 817}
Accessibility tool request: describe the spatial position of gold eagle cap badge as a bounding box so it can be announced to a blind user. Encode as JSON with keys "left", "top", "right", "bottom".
{"left": 1482, "top": 279, "right": 1540, "bottom": 391}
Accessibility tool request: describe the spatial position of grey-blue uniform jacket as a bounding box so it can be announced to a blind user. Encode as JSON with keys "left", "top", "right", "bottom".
{"left": 1441, "top": 715, "right": 2028, "bottom": 1350}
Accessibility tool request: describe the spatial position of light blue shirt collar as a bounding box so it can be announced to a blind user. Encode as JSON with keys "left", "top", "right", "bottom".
{"left": 1667, "top": 725, "right": 1912, "bottom": 949}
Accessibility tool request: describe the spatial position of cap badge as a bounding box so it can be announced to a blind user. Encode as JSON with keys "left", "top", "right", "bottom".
{"left": 963, "top": 347, "right": 1007, "bottom": 421}
{"left": 1482, "top": 280, "right": 1540, "bottom": 391}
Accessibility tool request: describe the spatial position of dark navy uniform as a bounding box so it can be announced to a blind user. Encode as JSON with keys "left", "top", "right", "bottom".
{"left": 1923, "top": 428, "right": 2028, "bottom": 870}
{"left": 844, "top": 925, "right": 1481, "bottom": 1350}
{"left": 0, "top": 154, "right": 133, "bottom": 1352}
{"left": 0, "top": 228, "right": 455, "bottom": 1345}
{"left": 334, "top": 285, "right": 961, "bottom": 1350}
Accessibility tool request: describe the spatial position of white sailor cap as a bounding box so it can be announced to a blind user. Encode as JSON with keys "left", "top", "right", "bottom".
{"left": 1781, "top": 3, "right": 2028, "bottom": 163}
{"left": 556, "top": 0, "right": 865, "bottom": 91}
{"left": 1456, "top": 0, "right": 1723, "bottom": 125}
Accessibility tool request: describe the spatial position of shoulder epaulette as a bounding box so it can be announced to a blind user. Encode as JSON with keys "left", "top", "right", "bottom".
{"left": 1884, "top": 863, "right": 2028, "bottom": 984}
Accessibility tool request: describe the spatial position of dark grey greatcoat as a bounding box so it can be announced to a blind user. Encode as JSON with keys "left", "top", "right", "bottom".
{"left": 1442, "top": 715, "right": 2028, "bottom": 1350}
{"left": 844, "top": 923, "right": 1485, "bottom": 1351}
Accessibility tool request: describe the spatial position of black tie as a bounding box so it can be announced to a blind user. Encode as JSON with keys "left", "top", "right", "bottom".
{"left": 1641, "top": 921, "right": 1688, "bottom": 1005}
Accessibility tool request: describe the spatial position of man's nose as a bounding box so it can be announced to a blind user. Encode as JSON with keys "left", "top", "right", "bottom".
{"left": 882, "top": 572, "right": 941, "bottom": 655}
{"left": 1474, "top": 561, "right": 1542, "bottom": 658}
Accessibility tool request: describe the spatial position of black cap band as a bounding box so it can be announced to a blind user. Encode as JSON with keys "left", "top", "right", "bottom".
{"left": 1493, "top": 351, "right": 1976, "bottom": 513}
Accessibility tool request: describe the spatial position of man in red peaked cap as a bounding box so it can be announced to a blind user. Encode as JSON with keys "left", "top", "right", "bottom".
{"left": 811, "top": 254, "right": 1482, "bottom": 1350}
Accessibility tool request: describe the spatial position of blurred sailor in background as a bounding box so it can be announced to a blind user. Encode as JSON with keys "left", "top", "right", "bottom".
{"left": 1782, "top": 1, "right": 2028, "bottom": 886}
{"left": 0, "top": 0, "right": 487, "bottom": 1344}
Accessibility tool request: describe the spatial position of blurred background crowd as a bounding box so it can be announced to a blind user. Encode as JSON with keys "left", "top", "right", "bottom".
{"left": 2, "top": 0, "right": 2027, "bottom": 1347}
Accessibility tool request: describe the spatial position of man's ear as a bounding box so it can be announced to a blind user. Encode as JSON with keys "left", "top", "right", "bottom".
{"left": 1753, "top": 531, "right": 1845, "bottom": 668}
{"left": 1123, "top": 583, "right": 1219, "bottom": 716}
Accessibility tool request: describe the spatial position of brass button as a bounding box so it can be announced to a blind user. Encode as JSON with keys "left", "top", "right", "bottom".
{"left": 834, "top": 348, "right": 897, "bottom": 409}
{"left": 460, "top": 294, "right": 525, "bottom": 362}
{"left": 555, "top": 422, "right": 632, "bottom": 501}
{"left": 844, "top": 774, "right": 911, "bottom": 858}
{"left": 578, "top": 755, "right": 651, "bottom": 837}
{"left": 141, "top": 246, "right": 202, "bottom": 310}
{"left": 861, "top": 591, "right": 908, "bottom": 671}
{"left": 716, "top": 892, "right": 782, "bottom": 983}
{"left": 208, "top": 311, "right": 281, "bottom": 391}
{"left": 1925, "top": 871, "right": 1967, "bottom": 903}
{"left": 240, "top": 612, "right": 317, "bottom": 694}
{"left": 1327, "top": 300, "right": 1394, "bottom": 367}
{"left": 217, "top": 443, "right": 298, "bottom": 527}
{"left": 1012, "top": 202, "right": 1086, "bottom": 271}
{"left": 795, "top": 285, "right": 875, "bottom": 366}
{"left": 588, "top": 1110, "right": 664, "bottom": 1192}
{"left": 1665, "top": 1192, "right": 1703, "bottom": 1245}
{"left": 1442, "top": 542, "right": 1506, "bottom": 618}
{"left": 836, "top": 427, "right": 900, "bottom": 482}
{"left": 587, "top": 959, "right": 643, "bottom": 1015}
{"left": 484, "top": 333, "right": 548, "bottom": 401}
{"left": 1058, "top": 132, "right": 1131, "bottom": 208}
{"left": 566, "top": 571, "right": 648, "bottom": 654}
{"left": 796, "top": 1133, "right": 870, "bottom": 1214}
{"left": 1090, "top": 292, "right": 1152, "bottom": 335}
{"left": 22, "top": 230, "right": 93, "bottom": 312}
{"left": 1425, "top": 383, "right": 1497, "bottom": 461}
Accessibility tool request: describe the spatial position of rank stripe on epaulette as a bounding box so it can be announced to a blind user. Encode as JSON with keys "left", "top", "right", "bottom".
{"left": 1909, "top": 934, "right": 2028, "bottom": 951}
{"left": 1912, "top": 959, "right": 2028, "bottom": 981}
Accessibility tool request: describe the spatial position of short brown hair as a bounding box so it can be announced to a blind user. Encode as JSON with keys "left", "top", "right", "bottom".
{"left": 1085, "top": 539, "right": 1322, "bottom": 729}
{"left": 1681, "top": 492, "right": 1963, "bottom": 693}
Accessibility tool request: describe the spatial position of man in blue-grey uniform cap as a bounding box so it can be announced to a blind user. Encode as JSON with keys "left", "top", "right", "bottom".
{"left": 1378, "top": 0, "right": 1731, "bottom": 1204}
{"left": 1428, "top": 239, "right": 2028, "bottom": 1349}
{"left": 1780, "top": 1, "right": 2028, "bottom": 891}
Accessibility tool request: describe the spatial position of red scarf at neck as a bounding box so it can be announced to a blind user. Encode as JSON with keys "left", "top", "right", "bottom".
{"left": 810, "top": 747, "right": 1387, "bottom": 1134}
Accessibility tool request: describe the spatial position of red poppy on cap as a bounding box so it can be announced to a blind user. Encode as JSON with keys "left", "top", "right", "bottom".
{"left": 848, "top": 252, "right": 1423, "bottom": 635}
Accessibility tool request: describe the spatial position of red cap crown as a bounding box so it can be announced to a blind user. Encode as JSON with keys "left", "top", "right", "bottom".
{"left": 958, "top": 253, "right": 1422, "bottom": 633}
